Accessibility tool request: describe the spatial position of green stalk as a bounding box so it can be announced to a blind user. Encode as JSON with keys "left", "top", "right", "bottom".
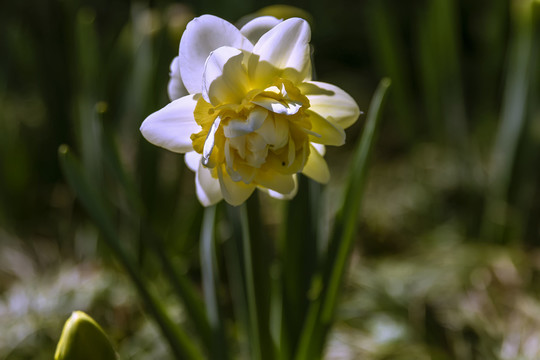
{"left": 482, "top": 0, "right": 535, "bottom": 242}
{"left": 226, "top": 196, "right": 275, "bottom": 360}
{"left": 295, "top": 78, "right": 391, "bottom": 359}
{"left": 365, "top": 1, "right": 414, "bottom": 140}
{"left": 141, "top": 222, "right": 212, "bottom": 349}
{"left": 100, "top": 123, "right": 212, "bottom": 349}
{"left": 279, "top": 175, "right": 319, "bottom": 359}
{"left": 200, "top": 205, "right": 229, "bottom": 359}
{"left": 223, "top": 207, "right": 250, "bottom": 359}
{"left": 239, "top": 203, "right": 263, "bottom": 360}
{"left": 74, "top": 8, "right": 101, "bottom": 187}
{"left": 322, "top": 80, "right": 390, "bottom": 322}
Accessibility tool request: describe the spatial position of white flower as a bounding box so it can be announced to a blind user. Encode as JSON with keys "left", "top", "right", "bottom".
{"left": 141, "top": 14, "right": 361, "bottom": 206}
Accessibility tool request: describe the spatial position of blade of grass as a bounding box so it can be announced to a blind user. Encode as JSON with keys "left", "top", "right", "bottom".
{"left": 74, "top": 8, "right": 102, "bottom": 187}
{"left": 295, "top": 78, "right": 391, "bottom": 360}
{"left": 100, "top": 119, "right": 212, "bottom": 349}
{"left": 200, "top": 205, "right": 229, "bottom": 360}
{"left": 433, "top": 0, "right": 469, "bottom": 150}
{"left": 140, "top": 222, "right": 212, "bottom": 349}
{"left": 365, "top": 1, "right": 414, "bottom": 140}
{"left": 323, "top": 78, "right": 391, "bottom": 322}
{"left": 58, "top": 145, "right": 204, "bottom": 360}
{"left": 418, "top": 0, "right": 474, "bottom": 182}
{"left": 482, "top": 0, "right": 535, "bottom": 242}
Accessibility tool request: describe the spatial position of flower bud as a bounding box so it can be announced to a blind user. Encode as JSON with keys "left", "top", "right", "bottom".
{"left": 54, "top": 311, "right": 117, "bottom": 360}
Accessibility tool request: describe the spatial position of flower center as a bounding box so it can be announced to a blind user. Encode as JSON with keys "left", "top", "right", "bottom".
{"left": 191, "top": 78, "right": 314, "bottom": 184}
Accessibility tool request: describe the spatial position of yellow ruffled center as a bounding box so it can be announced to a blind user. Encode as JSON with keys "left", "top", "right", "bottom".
{"left": 191, "top": 78, "right": 313, "bottom": 185}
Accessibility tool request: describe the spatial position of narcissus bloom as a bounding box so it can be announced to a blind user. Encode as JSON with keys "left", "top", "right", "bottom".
{"left": 141, "top": 15, "right": 360, "bottom": 206}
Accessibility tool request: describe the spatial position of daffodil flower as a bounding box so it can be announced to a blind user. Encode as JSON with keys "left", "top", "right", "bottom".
{"left": 141, "top": 15, "right": 361, "bottom": 206}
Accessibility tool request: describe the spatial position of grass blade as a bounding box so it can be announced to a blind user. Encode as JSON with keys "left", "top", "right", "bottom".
{"left": 100, "top": 121, "right": 212, "bottom": 349}
{"left": 279, "top": 175, "right": 319, "bottom": 359}
{"left": 58, "top": 145, "right": 204, "bottom": 360}
{"left": 295, "top": 78, "right": 391, "bottom": 359}
{"left": 482, "top": 0, "right": 535, "bottom": 242}
{"left": 365, "top": 1, "right": 414, "bottom": 140}
{"left": 322, "top": 81, "right": 391, "bottom": 320}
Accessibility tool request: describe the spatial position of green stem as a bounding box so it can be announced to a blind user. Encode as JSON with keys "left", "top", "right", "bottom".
{"left": 240, "top": 203, "right": 263, "bottom": 360}
{"left": 482, "top": 0, "right": 535, "bottom": 242}
{"left": 223, "top": 207, "right": 250, "bottom": 359}
{"left": 294, "top": 78, "right": 391, "bottom": 360}
{"left": 100, "top": 124, "right": 212, "bottom": 349}
{"left": 200, "top": 205, "right": 229, "bottom": 360}
{"left": 279, "top": 175, "right": 319, "bottom": 359}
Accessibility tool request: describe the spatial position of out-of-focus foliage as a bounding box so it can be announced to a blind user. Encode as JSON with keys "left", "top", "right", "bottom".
{"left": 1, "top": 0, "right": 540, "bottom": 358}
{"left": 0, "top": 238, "right": 173, "bottom": 360}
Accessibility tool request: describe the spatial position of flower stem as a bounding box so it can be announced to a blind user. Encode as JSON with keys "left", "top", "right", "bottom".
{"left": 295, "top": 78, "right": 391, "bottom": 359}
{"left": 240, "top": 202, "right": 263, "bottom": 360}
{"left": 201, "top": 205, "right": 229, "bottom": 359}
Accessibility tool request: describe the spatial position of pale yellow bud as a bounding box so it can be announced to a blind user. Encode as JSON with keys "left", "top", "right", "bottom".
{"left": 54, "top": 311, "right": 117, "bottom": 360}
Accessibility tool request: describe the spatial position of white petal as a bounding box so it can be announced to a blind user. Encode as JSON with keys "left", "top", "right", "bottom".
{"left": 140, "top": 95, "right": 199, "bottom": 153}
{"left": 184, "top": 151, "right": 200, "bottom": 172}
{"left": 224, "top": 107, "right": 267, "bottom": 138}
{"left": 218, "top": 167, "right": 256, "bottom": 206}
{"left": 240, "top": 16, "right": 282, "bottom": 44}
{"left": 202, "top": 116, "right": 221, "bottom": 166}
{"left": 262, "top": 174, "right": 298, "bottom": 200}
{"left": 168, "top": 77, "right": 188, "bottom": 102}
{"left": 202, "top": 46, "right": 250, "bottom": 105}
{"left": 251, "top": 97, "right": 302, "bottom": 115}
{"left": 306, "top": 110, "right": 346, "bottom": 146}
{"left": 311, "top": 143, "right": 326, "bottom": 156}
{"left": 300, "top": 81, "right": 361, "bottom": 129}
{"left": 250, "top": 18, "right": 312, "bottom": 86}
{"left": 302, "top": 144, "right": 330, "bottom": 183}
{"left": 168, "top": 56, "right": 188, "bottom": 101}
{"left": 196, "top": 161, "right": 223, "bottom": 206}
{"left": 255, "top": 113, "right": 289, "bottom": 148}
{"left": 179, "top": 15, "right": 253, "bottom": 94}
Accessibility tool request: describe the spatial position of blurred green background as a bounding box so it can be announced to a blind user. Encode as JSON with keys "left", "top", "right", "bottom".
{"left": 1, "top": 0, "right": 540, "bottom": 359}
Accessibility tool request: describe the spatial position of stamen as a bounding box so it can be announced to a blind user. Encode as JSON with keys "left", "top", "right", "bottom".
{"left": 303, "top": 128, "right": 322, "bottom": 138}
{"left": 202, "top": 116, "right": 221, "bottom": 166}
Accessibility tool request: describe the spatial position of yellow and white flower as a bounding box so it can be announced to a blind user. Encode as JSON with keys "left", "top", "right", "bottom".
{"left": 141, "top": 14, "right": 360, "bottom": 206}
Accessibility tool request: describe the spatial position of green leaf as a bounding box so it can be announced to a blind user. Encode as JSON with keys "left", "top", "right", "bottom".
{"left": 279, "top": 175, "right": 320, "bottom": 359}
{"left": 55, "top": 311, "right": 116, "bottom": 360}
{"left": 225, "top": 196, "right": 274, "bottom": 360}
{"left": 365, "top": 1, "right": 414, "bottom": 139}
{"left": 482, "top": 0, "right": 536, "bottom": 242}
{"left": 100, "top": 125, "right": 212, "bottom": 349}
{"left": 295, "top": 78, "right": 391, "bottom": 359}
